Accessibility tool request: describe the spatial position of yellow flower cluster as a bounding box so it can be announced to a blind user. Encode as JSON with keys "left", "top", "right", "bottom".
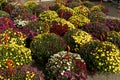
{"left": 39, "top": 10, "right": 58, "bottom": 23}
{"left": 106, "top": 31, "right": 120, "bottom": 48}
{"left": 58, "top": 5, "right": 75, "bottom": 14}
{"left": 68, "top": 14, "right": 90, "bottom": 28}
{"left": 0, "top": 29, "right": 26, "bottom": 46}
{"left": 73, "top": 5, "right": 90, "bottom": 17}
{"left": 26, "top": 71, "right": 35, "bottom": 79}
{"left": 91, "top": 4, "right": 104, "bottom": 12}
{"left": 0, "top": 43, "right": 32, "bottom": 69}
{"left": 52, "top": 18, "right": 76, "bottom": 29}
{"left": 72, "top": 29, "right": 92, "bottom": 52}
{"left": 89, "top": 41, "right": 120, "bottom": 73}
{"left": 0, "top": 75, "right": 4, "bottom": 79}
{"left": 23, "top": 0, "right": 39, "bottom": 9}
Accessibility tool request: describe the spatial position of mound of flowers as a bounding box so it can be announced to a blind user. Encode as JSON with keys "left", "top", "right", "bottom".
{"left": 73, "top": 5, "right": 90, "bottom": 17}
{"left": 105, "top": 31, "right": 120, "bottom": 48}
{"left": 89, "top": 11, "right": 106, "bottom": 22}
{"left": 1, "top": 0, "right": 120, "bottom": 79}
{"left": 64, "top": 29, "right": 93, "bottom": 52}
{"left": 57, "top": 5, "right": 74, "bottom": 20}
{"left": 0, "top": 43, "right": 32, "bottom": 69}
{"left": 39, "top": 10, "right": 58, "bottom": 23}
{"left": 102, "top": 17, "right": 120, "bottom": 32}
{"left": 23, "top": 0, "right": 39, "bottom": 11}
{"left": 50, "top": 21, "right": 70, "bottom": 36}
{"left": 0, "top": 17, "right": 16, "bottom": 33}
{"left": 79, "top": 40, "right": 120, "bottom": 73}
{"left": 91, "top": 4, "right": 105, "bottom": 12}
{"left": 30, "top": 33, "right": 67, "bottom": 65}
{"left": 45, "top": 46, "right": 87, "bottom": 80}
{"left": 0, "top": 28, "right": 26, "bottom": 46}
{"left": 52, "top": 18, "right": 76, "bottom": 29}
{"left": 68, "top": 14, "right": 90, "bottom": 28}
{"left": 0, "top": 64, "right": 44, "bottom": 80}
{"left": 91, "top": 4, "right": 109, "bottom": 14}
{"left": 80, "top": 22, "right": 110, "bottom": 40}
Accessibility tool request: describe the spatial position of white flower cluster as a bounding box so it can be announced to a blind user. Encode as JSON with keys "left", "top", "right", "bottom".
{"left": 46, "top": 51, "right": 85, "bottom": 76}
{"left": 14, "top": 19, "right": 29, "bottom": 28}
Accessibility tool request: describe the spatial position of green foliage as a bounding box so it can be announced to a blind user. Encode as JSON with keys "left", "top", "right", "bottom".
{"left": 63, "top": 29, "right": 92, "bottom": 52}
{"left": 0, "top": 10, "right": 10, "bottom": 18}
{"left": 45, "top": 51, "right": 87, "bottom": 80}
{"left": 68, "top": 14, "right": 90, "bottom": 28}
{"left": 30, "top": 33, "right": 67, "bottom": 65}
{"left": 89, "top": 11, "right": 106, "bottom": 22}
{"left": 105, "top": 31, "right": 120, "bottom": 48}
{"left": 39, "top": 10, "right": 58, "bottom": 23}
{"left": 79, "top": 40, "right": 120, "bottom": 73}
{"left": 0, "top": 43, "right": 32, "bottom": 69}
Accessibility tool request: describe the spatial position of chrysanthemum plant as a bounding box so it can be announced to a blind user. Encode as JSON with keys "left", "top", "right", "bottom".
{"left": 73, "top": 5, "right": 90, "bottom": 17}
{"left": 50, "top": 21, "right": 70, "bottom": 36}
{"left": 64, "top": 29, "right": 93, "bottom": 53}
{"left": 105, "top": 31, "right": 120, "bottom": 48}
{"left": 101, "top": 18, "right": 120, "bottom": 32}
{"left": 88, "top": 11, "right": 106, "bottom": 22}
{"left": 23, "top": 0, "right": 39, "bottom": 13}
{"left": 45, "top": 46, "right": 87, "bottom": 80}
{"left": 56, "top": 6, "right": 74, "bottom": 20}
{"left": 0, "top": 28, "right": 26, "bottom": 46}
{"left": 0, "top": 43, "right": 32, "bottom": 70}
{"left": 0, "top": 63, "right": 44, "bottom": 80}
{"left": 80, "top": 22, "right": 110, "bottom": 41}
{"left": 52, "top": 18, "right": 76, "bottom": 29}
{"left": 0, "top": 17, "right": 16, "bottom": 33}
{"left": 39, "top": 10, "right": 58, "bottom": 23}
{"left": 79, "top": 40, "right": 120, "bottom": 73}
{"left": 68, "top": 14, "right": 90, "bottom": 28}
{"left": 30, "top": 33, "right": 67, "bottom": 65}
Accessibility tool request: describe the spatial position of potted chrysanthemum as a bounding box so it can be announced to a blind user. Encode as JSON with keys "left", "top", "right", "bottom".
{"left": 45, "top": 46, "right": 87, "bottom": 80}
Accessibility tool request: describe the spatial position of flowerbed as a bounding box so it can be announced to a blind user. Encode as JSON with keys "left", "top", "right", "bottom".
{"left": 0, "top": 0, "right": 120, "bottom": 79}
